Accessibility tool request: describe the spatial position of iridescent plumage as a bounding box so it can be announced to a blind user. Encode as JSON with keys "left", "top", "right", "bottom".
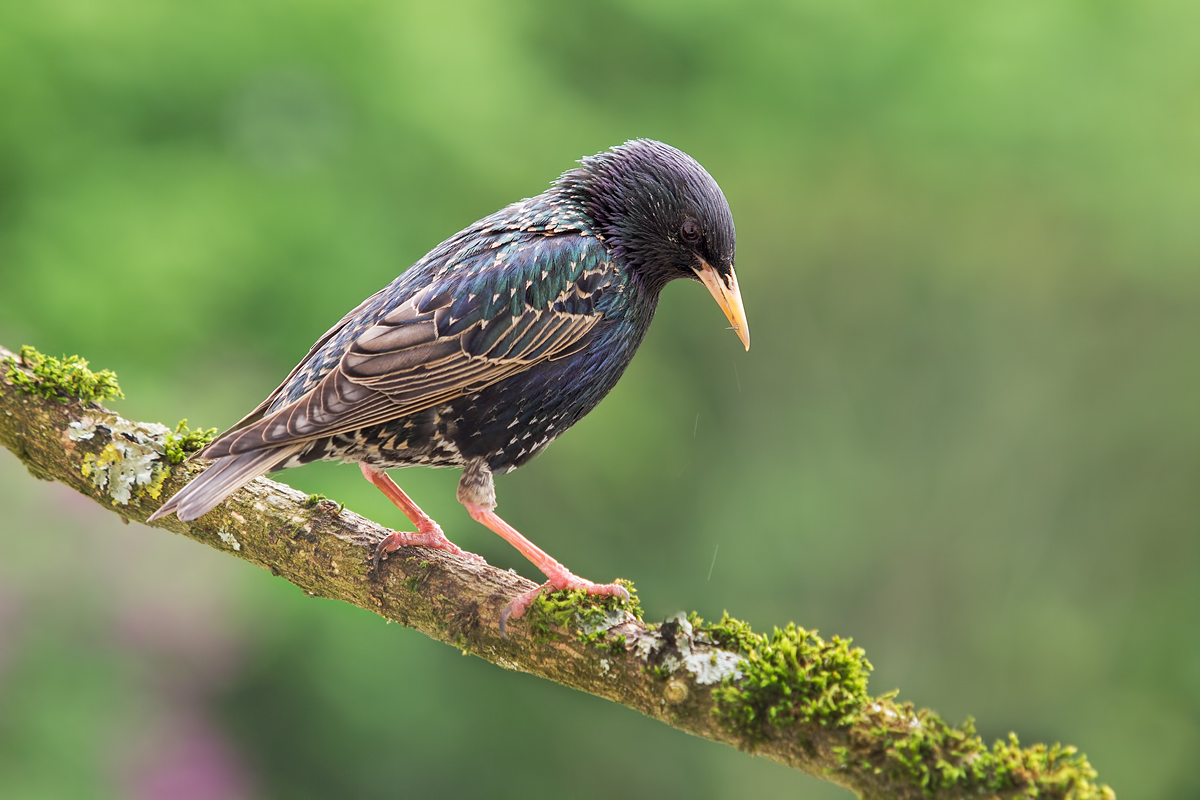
{"left": 150, "top": 139, "right": 748, "bottom": 629}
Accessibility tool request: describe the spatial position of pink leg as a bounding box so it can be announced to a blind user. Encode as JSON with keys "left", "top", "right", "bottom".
{"left": 361, "top": 463, "right": 483, "bottom": 568}
{"left": 462, "top": 502, "right": 629, "bottom": 634}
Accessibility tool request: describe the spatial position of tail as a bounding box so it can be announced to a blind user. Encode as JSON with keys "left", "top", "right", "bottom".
{"left": 147, "top": 445, "right": 303, "bottom": 522}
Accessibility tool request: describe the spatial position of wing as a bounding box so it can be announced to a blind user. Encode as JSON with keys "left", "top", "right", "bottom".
{"left": 201, "top": 231, "right": 619, "bottom": 458}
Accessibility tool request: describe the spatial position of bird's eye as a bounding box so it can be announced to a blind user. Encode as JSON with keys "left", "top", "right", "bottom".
{"left": 681, "top": 220, "right": 701, "bottom": 242}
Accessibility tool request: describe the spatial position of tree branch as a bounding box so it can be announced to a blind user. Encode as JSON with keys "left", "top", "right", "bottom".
{"left": 0, "top": 344, "right": 1112, "bottom": 800}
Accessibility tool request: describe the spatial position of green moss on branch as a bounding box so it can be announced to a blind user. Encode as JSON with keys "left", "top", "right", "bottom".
{"left": 712, "top": 621, "right": 872, "bottom": 734}
{"left": 526, "top": 579, "right": 642, "bottom": 646}
{"left": 162, "top": 419, "right": 218, "bottom": 464}
{"left": 838, "top": 700, "right": 1113, "bottom": 799}
{"left": 4, "top": 345, "right": 124, "bottom": 404}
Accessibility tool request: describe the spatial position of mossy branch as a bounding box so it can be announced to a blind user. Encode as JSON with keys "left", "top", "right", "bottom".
{"left": 0, "top": 344, "right": 1113, "bottom": 800}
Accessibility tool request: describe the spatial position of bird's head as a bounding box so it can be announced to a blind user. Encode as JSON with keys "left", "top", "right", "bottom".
{"left": 562, "top": 139, "right": 749, "bottom": 350}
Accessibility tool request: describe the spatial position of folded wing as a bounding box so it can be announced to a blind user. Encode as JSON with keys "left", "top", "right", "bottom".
{"left": 200, "top": 233, "right": 616, "bottom": 459}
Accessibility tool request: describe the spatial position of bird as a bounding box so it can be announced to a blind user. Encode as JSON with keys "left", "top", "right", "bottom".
{"left": 148, "top": 139, "right": 749, "bottom": 632}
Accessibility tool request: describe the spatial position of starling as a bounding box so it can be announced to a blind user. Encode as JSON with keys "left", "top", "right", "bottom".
{"left": 149, "top": 139, "right": 749, "bottom": 630}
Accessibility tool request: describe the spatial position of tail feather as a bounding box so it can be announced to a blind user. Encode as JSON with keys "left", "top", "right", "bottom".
{"left": 148, "top": 445, "right": 302, "bottom": 522}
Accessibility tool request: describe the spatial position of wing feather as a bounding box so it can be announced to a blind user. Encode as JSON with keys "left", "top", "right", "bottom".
{"left": 200, "top": 233, "right": 616, "bottom": 458}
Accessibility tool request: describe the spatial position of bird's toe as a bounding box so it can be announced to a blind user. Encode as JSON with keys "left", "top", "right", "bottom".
{"left": 369, "top": 529, "right": 485, "bottom": 576}
{"left": 498, "top": 575, "right": 630, "bottom": 639}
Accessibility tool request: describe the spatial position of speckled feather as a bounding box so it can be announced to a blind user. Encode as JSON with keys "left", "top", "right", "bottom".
{"left": 150, "top": 139, "right": 738, "bottom": 523}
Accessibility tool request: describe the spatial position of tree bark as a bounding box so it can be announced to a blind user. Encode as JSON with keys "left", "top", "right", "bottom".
{"left": 0, "top": 343, "right": 1112, "bottom": 800}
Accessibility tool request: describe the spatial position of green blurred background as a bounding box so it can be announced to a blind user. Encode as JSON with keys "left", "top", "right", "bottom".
{"left": 1, "top": 1, "right": 1197, "bottom": 797}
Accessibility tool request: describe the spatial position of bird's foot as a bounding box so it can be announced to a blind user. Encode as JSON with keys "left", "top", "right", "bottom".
{"left": 361, "top": 464, "right": 484, "bottom": 571}
{"left": 458, "top": 500, "right": 629, "bottom": 637}
{"left": 371, "top": 526, "right": 485, "bottom": 573}
{"left": 499, "top": 573, "right": 630, "bottom": 638}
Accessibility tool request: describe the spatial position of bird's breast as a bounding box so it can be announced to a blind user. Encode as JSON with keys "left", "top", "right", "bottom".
{"left": 445, "top": 311, "right": 651, "bottom": 473}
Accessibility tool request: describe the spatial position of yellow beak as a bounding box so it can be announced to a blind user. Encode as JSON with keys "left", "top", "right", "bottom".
{"left": 694, "top": 259, "right": 750, "bottom": 351}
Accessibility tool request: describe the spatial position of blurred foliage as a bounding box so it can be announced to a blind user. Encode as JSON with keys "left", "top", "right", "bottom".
{"left": 2, "top": 1, "right": 1198, "bottom": 798}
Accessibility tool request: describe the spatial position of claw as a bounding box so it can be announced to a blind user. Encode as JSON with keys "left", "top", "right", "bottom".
{"left": 499, "top": 581, "right": 550, "bottom": 638}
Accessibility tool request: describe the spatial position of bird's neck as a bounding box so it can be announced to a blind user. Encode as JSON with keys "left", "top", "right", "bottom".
{"left": 548, "top": 178, "right": 677, "bottom": 300}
